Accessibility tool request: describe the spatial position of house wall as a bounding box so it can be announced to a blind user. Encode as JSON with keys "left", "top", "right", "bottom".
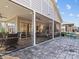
{"left": 5, "top": 17, "right": 18, "bottom": 33}
{"left": 50, "top": 0, "right": 62, "bottom": 23}
{"left": 61, "top": 24, "right": 74, "bottom": 33}
{"left": 65, "top": 25, "right": 74, "bottom": 32}
{"left": 5, "top": 16, "right": 32, "bottom": 33}
{"left": 17, "top": 17, "right": 32, "bottom": 32}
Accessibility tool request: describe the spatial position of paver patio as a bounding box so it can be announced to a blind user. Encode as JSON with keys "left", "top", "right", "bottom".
{"left": 2, "top": 37, "right": 79, "bottom": 59}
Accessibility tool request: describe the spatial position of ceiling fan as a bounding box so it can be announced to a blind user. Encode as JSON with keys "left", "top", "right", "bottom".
{"left": 0, "top": 13, "right": 7, "bottom": 19}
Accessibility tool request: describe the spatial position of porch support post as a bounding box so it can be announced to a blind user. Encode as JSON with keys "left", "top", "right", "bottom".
{"left": 52, "top": 20, "right": 54, "bottom": 39}
{"left": 60, "top": 23, "right": 62, "bottom": 37}
{"left": 32, "top": 11, "right": 36, "bottom": 46}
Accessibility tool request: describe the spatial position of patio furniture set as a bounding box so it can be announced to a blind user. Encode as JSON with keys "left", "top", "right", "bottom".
{"left": 0, "top": 32, "right": 31, "bottom": 51}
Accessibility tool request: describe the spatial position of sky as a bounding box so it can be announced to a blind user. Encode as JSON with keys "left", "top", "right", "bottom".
{"left": 56, "top": 0, "right": 79, "bottom": 27}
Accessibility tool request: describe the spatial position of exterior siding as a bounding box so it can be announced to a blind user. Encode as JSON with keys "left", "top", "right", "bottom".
{"left": 11, "top": 0, "right": 54, "bottom": 20}
{"left": 31, "top": 0, "right": 41, "bottom": 13}
{"left": 42, "top": 0, "right": 48, "bottom": 16}
{"left": 12, "top": 0, "right": 30, "bottom": 8}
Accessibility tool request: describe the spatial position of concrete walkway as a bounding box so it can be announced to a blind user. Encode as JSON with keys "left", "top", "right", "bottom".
{"left": 2, "top": 37, "right": 79, "bottom": 59}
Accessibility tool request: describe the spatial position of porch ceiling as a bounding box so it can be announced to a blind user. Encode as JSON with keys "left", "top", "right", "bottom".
{"left": 0, "top": 0, "right": 33, "bottom": 21}
{"left": 36, "top": 13, "right": 53, "bottom": 23}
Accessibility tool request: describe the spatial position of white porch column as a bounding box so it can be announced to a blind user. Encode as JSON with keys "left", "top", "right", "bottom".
{"left": 60, "top": 23, "right": 62, "bottom": 37}
{"left": 32, "top": 11, "right": 36, "bottom": 46}
{"left": 52, "top": 20, "right": 54, "bottom": 39}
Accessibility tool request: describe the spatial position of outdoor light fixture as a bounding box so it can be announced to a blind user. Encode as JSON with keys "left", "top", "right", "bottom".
{"left": 4, "top": 6, "right": 9, "bottom": 8}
